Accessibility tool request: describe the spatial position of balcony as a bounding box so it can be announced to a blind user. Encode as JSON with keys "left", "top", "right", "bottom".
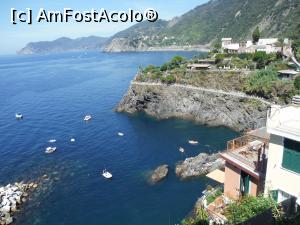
{"left": 220, "top": 134, "right": 269, "bottom": 177}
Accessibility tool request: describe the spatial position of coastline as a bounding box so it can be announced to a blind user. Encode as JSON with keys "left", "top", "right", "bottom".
{"left": 116, "top": 81, "right": 270, "bottom": 132}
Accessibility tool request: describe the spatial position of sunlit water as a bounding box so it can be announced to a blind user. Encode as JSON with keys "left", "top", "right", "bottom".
{"left": 0, "top": 51, "right": 238, "bottom": 225}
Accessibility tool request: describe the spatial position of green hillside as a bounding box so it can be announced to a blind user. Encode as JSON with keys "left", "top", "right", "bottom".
{"left": 106, "top": 0, "right": 300, "bottom": 48}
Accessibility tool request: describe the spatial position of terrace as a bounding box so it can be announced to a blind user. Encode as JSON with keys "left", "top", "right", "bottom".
{"left": 220, "top": 133, "right": 269, "bottom": 178}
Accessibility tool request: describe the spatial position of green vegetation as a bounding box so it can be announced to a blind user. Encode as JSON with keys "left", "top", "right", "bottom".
{"left": 252, "top": 27, "right": 260, "bottom": 44}
{"left": 206, "top": 188, "right": 222, "bottom": 205}
{"left": 224, "top": 196, "right": 275, "bottom": 225}
{"left": 110, "top": 0, "right": 299, "bottom": 47}
{"left": 243, "top": 67, "right": 296, "bottom": 102}
{"left": 181, "top": 207, "right": 209, "bottom": 225}
{"left": 294, "top": 76, "right": 300, "bottom": 90}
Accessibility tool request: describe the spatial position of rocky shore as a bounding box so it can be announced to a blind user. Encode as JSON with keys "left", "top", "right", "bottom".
{"left": 149, "top": 165, "right": 169, "bottom": 184}
{"left": 175, "top": 153, "right": 224, "bottom": 179}
{"left": 116, "top": 82, "right": 269, "bottom": 131}
{"left": 0, "top": 182, "right": 38, "bottom": 225}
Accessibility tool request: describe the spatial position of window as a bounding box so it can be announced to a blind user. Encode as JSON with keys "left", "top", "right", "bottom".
{"left": 282, "top": 139, "right": 300, "bottom": 174}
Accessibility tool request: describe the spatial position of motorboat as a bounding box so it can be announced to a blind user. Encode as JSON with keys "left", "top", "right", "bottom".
{"left": 84, "top": 115, "right": 92, "bottom": 121}
{"left": 118, "top": 132, "right": 124, "bottom": 136}
{"left": 48, "top": 139, "right": 56, "bottom": 143}
{"left": 102, "top": 169, "right": 112, "bottom": 179}
{"left": 188, "top": 140, "right": 199, "bottom": 145}
{"left": 15, "top": 113, "right": 23, "bottom": 120}
{"left": 70, "top": 138, "right": 75, "bottom": 142}
{"left": 45, "top": 147, "right": 57, "bottom": 154}
{"left": 179, "top": 147, "right": 185, "bottom": 153}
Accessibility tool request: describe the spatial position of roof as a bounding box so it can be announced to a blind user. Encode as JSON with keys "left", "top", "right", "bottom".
{"left": 267, "top": 104, "right": 300, "bottom": 142}
{"left": 222, "top": 38, "right": 232, "bottom": 41}
{"left": 206, "top": 169, "right": 225, "bottom": 183}
{"left": 225, "top": 43, "right": 239, "bottom": 50}
{"left": 278, "top": 70, "right": 299, "bottom": 75}
{"left": 187, "top": 63, "right": 211, "bottom": 68}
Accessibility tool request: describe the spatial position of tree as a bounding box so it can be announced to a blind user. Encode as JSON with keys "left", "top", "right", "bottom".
{"left": 170, "top": 56, "right": 185, "bottom": 67}
{"left": 295, "top": 76, "right": 300, "bottom": 90}
{"left": 252, "top": 27, "right": 260, "bottom": 44}
{"left": 275, "top": 38, "right": 285, "bottom": 58}
{"left": 253, "top": 51, "right": 268, "bottom": 69}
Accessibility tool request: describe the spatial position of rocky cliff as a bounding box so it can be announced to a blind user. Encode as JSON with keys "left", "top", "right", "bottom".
{"left": 116, "top": 82, "right": 270, "bottom": 131}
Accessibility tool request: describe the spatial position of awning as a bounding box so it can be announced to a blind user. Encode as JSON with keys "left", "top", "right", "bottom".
{"left": 206, "top": 169, "right": 225, "bottom": 184}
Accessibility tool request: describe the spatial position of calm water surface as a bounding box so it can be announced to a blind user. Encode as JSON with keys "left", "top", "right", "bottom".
{"left": 0, "top": 51, "right": 238, "bottom": 225}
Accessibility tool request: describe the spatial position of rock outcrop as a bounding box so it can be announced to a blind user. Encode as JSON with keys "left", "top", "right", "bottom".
{"left": 175, "top": 153, "right": 224, "bottom": 179}
{"left": 149, "top": 165, "right": 169, "bottom": 183}
{"left": 116, "top": 82, "right": 269, "bottom": 131}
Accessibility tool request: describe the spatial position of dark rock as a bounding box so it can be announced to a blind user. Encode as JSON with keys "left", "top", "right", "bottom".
{"left": 149, "top": 165, "right": 169, "bottom": 183}
{"left": 175, "top": 153, "right": 224, "bottom": 179}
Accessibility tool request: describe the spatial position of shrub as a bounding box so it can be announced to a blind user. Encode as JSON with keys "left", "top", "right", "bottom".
{"left": 170, "top": 56, "right": 186, "bottom": 67}
{"left": 206, "top": 188, "right": 223, "bottom": 204}
{"left": 182, "top": 207, "right": 209, "bottom": 225}
{"left": 253, "top": 51, "right": 268, "bottom": 69}
{"left": 215, "top": 53, "right": 225, "bottom": 64}
{"left": 143, "top": 65, "right": 157, "bottom": 73}
{"left": 161, "top": 75, "right": 176, "bottom": 84}
{"left": 294, "top": 76, "right": 300, "bottom": 90}
{"left": 225, "top": 196, "right": 275, "bottom": 225}
{"left": 244, "top": 68, "right": 278, "bottom": 98}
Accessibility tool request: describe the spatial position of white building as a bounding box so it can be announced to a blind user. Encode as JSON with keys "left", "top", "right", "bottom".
{"left": 265, "top": 97, "right": 300, "bottom": 214}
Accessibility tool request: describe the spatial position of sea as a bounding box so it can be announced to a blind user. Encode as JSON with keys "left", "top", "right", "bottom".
{"left": 0, "top": 51, "right": 238, "bottom": 225}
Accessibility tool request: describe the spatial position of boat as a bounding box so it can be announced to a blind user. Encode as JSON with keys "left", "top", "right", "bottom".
{"left": 84, "top": 115, "right": 92, "bottom": 121}
{"left": 118, "top": 132, "right": 124, "bottom": 136}
{"left": 102, "top": 169, "right": 112, "bottom": 179}
{"left": 70, "top": 138, "right": 75, "bottom": 142}
{"left": 15, "top": 113, "right": 23, "bottom": 120}
{"left": 188, "top": 140, "right": 199, "bottom": 145}
{"left": 179, "top": 147, "right": 185, "bottom": 153}
{"left": 48, "top": 139, "right": 56, "bottom": 143}
{"left": 45, "top": 147, "right": 57, "bottom": 154}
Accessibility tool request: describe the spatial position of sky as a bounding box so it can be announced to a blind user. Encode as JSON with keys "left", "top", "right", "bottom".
{"left": 0, "top": 0, "right": 208, "bottom": 54}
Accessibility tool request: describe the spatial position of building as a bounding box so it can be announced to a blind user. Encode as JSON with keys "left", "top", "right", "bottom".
{"left": 219, "top": 128, "right": 269, "bottom": 199}
{"left": 278, "top": 70, "right": 299, "bottom": 80}
{"left": 221, "top": 38, "right": 232, "bottom": 48}
{"left": 221, "top": 37, "right": 287, "bottom": 54}
{"left": 264, "top": 98, "right": 300, "bottom": 214}
{"left": 187, "top": 63, "right": 211, "bottom": 70}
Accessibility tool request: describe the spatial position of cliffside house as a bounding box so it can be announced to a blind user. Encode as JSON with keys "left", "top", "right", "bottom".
{"left": 277, "top": 70, "right": 299, "bottom": 80}
{"left": 187, "top": 63, "right": 211, "bottom": 70}
{"left": 221, "top": 37, "right": 289, "bottom": 54}
{"left": 219, "top": 127, "right": 269, "bottom": 200}
{"left": 264, "top": 97, "right": 300, "bottom": 215}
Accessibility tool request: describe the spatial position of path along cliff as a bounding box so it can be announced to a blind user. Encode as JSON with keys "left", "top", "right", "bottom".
{"left": 116, "top": 81, "right": 271, "bottom": 132}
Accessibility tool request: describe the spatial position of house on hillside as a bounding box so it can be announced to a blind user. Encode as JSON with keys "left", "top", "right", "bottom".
{"left": 221, "top": 37, "right": 290, "bottom": 54}
{"left": 187, "top": 63, "right": 211, "bottom": 70}
{"left": 219, "top": 127, "right": 269, "bottom": 199}
{"left": 277, "top": 70, "right": 299, "bottom": 80}
{"left": 264, "top": 97, "right": 300, "bottom": 215}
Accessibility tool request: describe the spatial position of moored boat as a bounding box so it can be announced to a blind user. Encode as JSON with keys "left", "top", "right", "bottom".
{"left": 84, "top": 115, "right": 92, "bottom": 121}
{"left": 15, "top": 113, "right": 23, "bottom": 120}
{"left": 102, "top": 169, "right": 112, "bottom": 179}
{"left": 45, "top": 147, "right": 57, "bottom": 154}
{"left": 188, "top": 140, "right": 198, "bottom": 145}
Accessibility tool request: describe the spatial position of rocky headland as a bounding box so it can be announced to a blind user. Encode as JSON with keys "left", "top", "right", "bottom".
{"left": 116, "top": 81, "right": 270, "bottom": 132}
{"left": 175, "top": 153, "right": 224, "bottom": 179}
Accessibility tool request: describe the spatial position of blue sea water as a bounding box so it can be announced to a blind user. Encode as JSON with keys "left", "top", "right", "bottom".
{"left": 0, "top": 51, "right": 238, "bottom": 225}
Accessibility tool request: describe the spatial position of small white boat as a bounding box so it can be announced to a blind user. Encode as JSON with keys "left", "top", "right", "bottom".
{"left": 15, "top": 113, "right": 23, "bottom": 120}
{"left": 70, "top": 138, "right": 75, "bottom": 142}
{"left": 48, "top": 139, "right": 56, "bottom": 143}
{"left": 188, "top": 140, "right": 199, "bottom": 145}
{"left": 102, "top": 169, "right": 112, "bottom": 179}
{"left": 118, "top": 132, "right": 124, "bottom": 136}
{"left": 45, "top": 147, "right": 57, "bottom": 154}
{"left": 84, "top": 115, "right": 92, "bottom": 121}
{"left": 179, "top": 147, "right": 185, "bottom": 153}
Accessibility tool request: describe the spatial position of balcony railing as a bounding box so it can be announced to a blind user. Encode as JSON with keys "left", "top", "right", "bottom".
{"left": 224, "top": 135, "right": 269, "bottom": 172}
